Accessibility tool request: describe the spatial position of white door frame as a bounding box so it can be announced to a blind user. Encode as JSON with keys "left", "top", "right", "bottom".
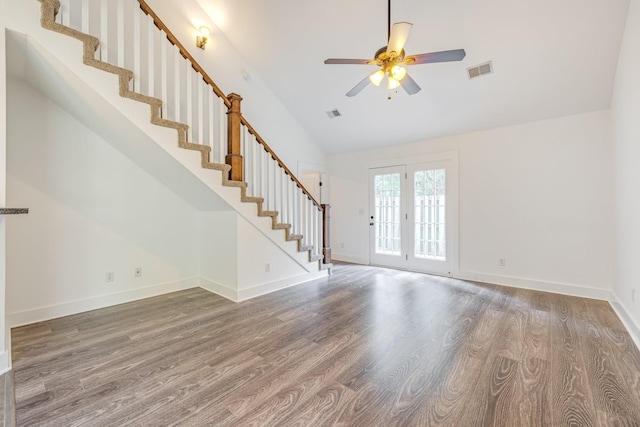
{"left": 406, "top": 160, "right": 459, "bottom": 276}
{"left": 369, "top": 165, "right": 408, "bottom": 269}
{"left": 298, "top": 161, "right": 327, "bottom": 205}
{"left": 367, "top": 152, "right": 458, "bottom": 276}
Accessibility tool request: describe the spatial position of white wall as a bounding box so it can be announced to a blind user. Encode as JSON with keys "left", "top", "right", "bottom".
{"left": 145, "top": 0, "right": 327, "bottom": 175}
{"left": 0, "top": 0, "right": 10, "bottom": 371}
{"left": 6, "top": 78, "right": 203, "bottom": 325}
{"left": 200, "top": 211, "right": 238, "bottom": 299}
{"left": 330, "top": 110, "right": 613, "bottom": 298}
{"left": 611, "top": 0, "right": 640, "bottom": 340}
{"left": 235, "top": 215, "right": 311, "bottom": 300}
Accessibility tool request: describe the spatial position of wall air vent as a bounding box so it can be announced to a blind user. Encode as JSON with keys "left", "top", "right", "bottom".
{"left": 326, "top": 109, "right": 342, "bottom": 119}
{"left": 467, "top": 61, "right": 493, "bottom": 79}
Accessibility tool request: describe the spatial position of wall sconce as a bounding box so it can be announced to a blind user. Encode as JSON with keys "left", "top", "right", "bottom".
{"left": 197, "top": 26, "right": 210, "bottom": 50}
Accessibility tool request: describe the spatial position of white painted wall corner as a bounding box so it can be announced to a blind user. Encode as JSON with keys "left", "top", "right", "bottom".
{"left": 609, "top": 291, "right": 640, "bottom": 352}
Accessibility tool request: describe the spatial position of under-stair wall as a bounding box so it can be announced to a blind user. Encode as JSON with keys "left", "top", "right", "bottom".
{"left": 2, "top": 0, "right": 330, "bottom": 329}
{"left": 6, "top": 76, "right": 203, "bottom": 325}
{"left": 5, "top": 74, "right": 322, "bottom": 323}
{"left": 40, "top": 0, "right": 327, "bottom": 263}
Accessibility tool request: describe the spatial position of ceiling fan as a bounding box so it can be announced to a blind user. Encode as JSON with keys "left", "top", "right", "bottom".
{"left": 324, "top": 0, "right": 466, "bottom": 97}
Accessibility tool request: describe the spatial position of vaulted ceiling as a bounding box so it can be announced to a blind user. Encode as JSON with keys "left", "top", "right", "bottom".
{"left": 197, "top": 0, "right": 630, "bottom": 155}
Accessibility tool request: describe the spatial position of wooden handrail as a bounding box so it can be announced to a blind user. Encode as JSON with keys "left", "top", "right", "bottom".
{"left": 137, "top": 0, "right": 322, "bottom": 212}
{"left": 241, "top": 117, "right": 322, "bottom": 210}
{"left": 137, "top": 0, "right": 230, "bottom": 108}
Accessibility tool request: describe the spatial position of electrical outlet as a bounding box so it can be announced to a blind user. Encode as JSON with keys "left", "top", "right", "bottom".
{"left": 106, "top": 272, "right": 114, "bottom": 282}
{"left": 135, "top": 267, "right": 142, "bottom": 278}
{"left": 265, "top": 263, "right": 270, "bottom": 272}
{"left": 499, "top": 258, "right": 506, "bottom": 267}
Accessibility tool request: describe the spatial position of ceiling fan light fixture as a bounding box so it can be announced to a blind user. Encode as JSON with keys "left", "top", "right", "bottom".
{"left": 387, "top": 75, "right": 401, "bottom": 90}
{"left": 323, "top": 1, "right": 466, "bottom": 98}
{"left": 391, "top": 65, "right": 407, "bottom": 81}
{"left": 369, "top": 69, "right": 385, "bottom": 86}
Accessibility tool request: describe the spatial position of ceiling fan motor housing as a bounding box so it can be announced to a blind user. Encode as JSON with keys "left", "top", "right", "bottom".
{"left": 374, "top": 46, "right": 406, "bottom": 65}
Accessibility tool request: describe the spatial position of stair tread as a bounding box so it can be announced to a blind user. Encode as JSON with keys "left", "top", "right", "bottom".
{"left": 203, "top": 162, "right": 229, "bottom": 171}
{"left": 180, "top": 142, "right": 211, "bottom": 153}
{"left": 223, "top": 180, "right": 248, "bottom": 188}
{"left": 241, "top": 196, "right": 264, "bottom": 203}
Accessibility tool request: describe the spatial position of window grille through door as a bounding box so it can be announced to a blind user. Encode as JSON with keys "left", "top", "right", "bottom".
{"left": 374, "top": 173, "right": 402, "bottom": 256}
{"left": 414, "top": 169, "right": 446, "bottom": 260}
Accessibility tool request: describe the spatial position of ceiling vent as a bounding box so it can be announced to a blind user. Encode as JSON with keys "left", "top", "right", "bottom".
{"left": 467, "top": 61, "right": 493, "bottom": 79}
{"left": 326, "top": 109, "right": 342, "bottom": 119}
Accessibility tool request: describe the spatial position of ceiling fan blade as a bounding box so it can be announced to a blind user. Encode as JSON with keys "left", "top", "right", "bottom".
{"left": 346, "top": 74, "right": 372, "bottom": 97}
{"left": 400, "top": 73, "right": 421, "bottom": 95}
{"left": 386, "top": 22, "right": 413, "bottom": 57}
{"left": 324, "top": 58, "right": 372, "bottom": 65}
{"left": 406, "top": 49, "right": 466, "bottom": 65}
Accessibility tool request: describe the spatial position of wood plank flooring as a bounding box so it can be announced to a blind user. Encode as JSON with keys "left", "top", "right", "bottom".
{"left": 11, "top": 263, "right": 640, "bottom": 426}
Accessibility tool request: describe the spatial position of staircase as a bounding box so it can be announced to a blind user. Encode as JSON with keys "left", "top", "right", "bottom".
{"left": 7, "top": 0, "right": 330, "bottom": 299}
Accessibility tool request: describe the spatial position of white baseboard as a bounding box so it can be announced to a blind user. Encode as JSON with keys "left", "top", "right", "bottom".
{"left": 332, "top": 254, "right": 369, "bottom": 265}
{"left": 7, "top": 278, "right": 199, "bottom": 328}
{"left": 236, "top": 270, "right": 328, "bottom": 301}
{"left": 198, "top": 278, "right": 238, "bottom": 302}
{"left": 0, "top": 352, "right": 10, "bottom": 374}
{"left": 7, "top": 268, "right": 629, "bottom": 348}
{"left": 333, "top": 263, "right": 638, "bottom": 351}
{"left": 200, "top": 270, "right": 329, "bottom": 302}
{"left": 332, "top": 257, "right": 610, "bottom": 302}
{"left": 608, "top": 292, "right": 640, "bottom": 352}
{"left": 455, "top": 271, "right": 611, "bottom": 301}
{"left": 7, "top": 271, "right": 331, "bottom": 329}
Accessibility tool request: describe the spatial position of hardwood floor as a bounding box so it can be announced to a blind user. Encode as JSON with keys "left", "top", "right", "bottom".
{"left": 0, "top": 368, "right": 17, "bottom": 426}
{"left": 11, "top": 263, "right": 640, "bottom": 426}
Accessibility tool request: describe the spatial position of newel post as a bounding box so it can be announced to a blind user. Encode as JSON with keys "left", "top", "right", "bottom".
{"left": 226, "top": 93, "right": 243, "bottom": 181}
{"left": 321, "top": 204, "right": 331, "bottom": 265}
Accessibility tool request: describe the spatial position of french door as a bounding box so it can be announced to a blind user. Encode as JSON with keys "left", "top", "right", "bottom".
{"left": 369, "top": 166, "right": 407, "bottom": 268}
{"left": 369, "top": 161, "right": 458, "bottom": 275}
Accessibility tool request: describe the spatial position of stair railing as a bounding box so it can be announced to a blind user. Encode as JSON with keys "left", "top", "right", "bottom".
{"left": 240, "top": 120, "right": 322, "bottom": 257}
{"left": 52, "top": 0, "right": 329, "bottom": 264}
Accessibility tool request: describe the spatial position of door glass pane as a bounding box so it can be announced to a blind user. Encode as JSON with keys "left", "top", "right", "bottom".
{"left": 374, "top": 173, "right": 401, "bottom": 256}
{"left": 414, "top": 169, "right": 446, "bottom": 260}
